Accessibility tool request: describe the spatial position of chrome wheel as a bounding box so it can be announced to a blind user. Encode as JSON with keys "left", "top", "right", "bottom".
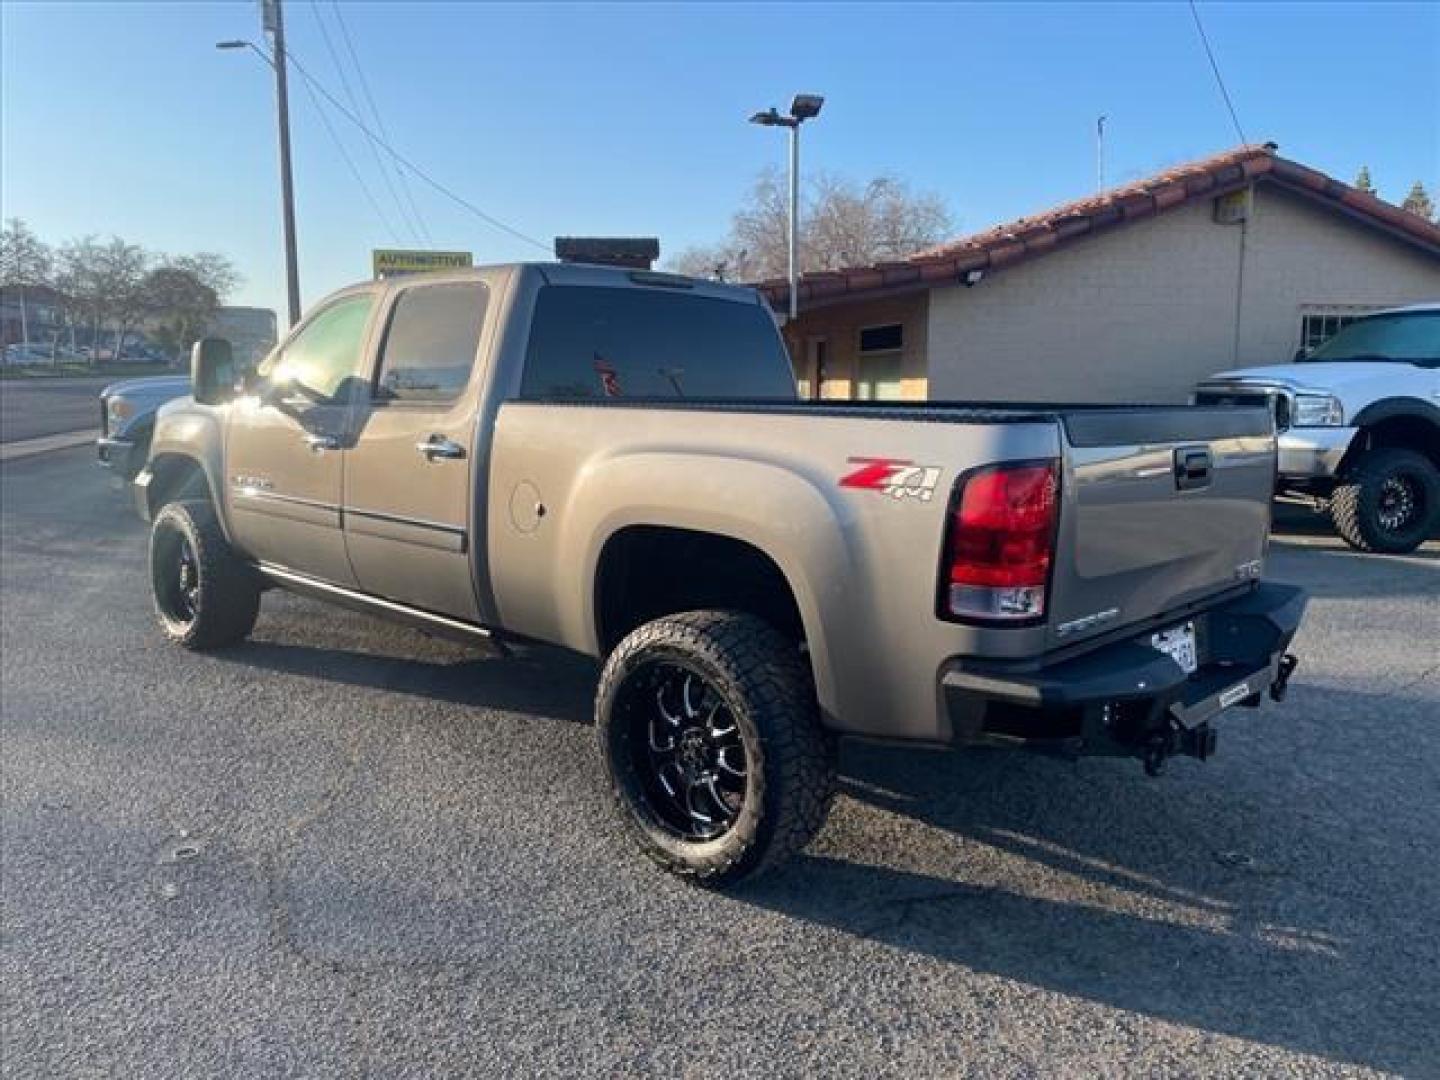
{"left": 618, "top": 660, "right": 748, "bottom": 840}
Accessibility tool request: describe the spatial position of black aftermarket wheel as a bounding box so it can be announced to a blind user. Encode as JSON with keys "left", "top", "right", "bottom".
{"left": 1329, "top": 448, "right": 1439, "bottom": 554}
{"left": 149, "top": 500, "right": 261, "bottom": 650}
{"left": 596, "top": 610, "right": 835, "bottom": 885}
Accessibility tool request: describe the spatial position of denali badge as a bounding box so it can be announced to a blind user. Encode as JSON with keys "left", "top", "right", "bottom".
{"left": 840, "top": 457, "right": 941, "bottom": 502}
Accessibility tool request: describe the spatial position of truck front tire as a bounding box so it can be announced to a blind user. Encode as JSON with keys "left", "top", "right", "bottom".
{"left": 149, "top": 500, "right": 261, "bottom": 650}
{"left": 596, "top": 610, "right": 835, "bottom": 885}
{"left": 1329, "top": 448, "right": 1439, "bottom": 554}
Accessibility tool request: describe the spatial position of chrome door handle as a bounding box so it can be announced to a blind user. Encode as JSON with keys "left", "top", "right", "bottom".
{"left": 304, "top": 433, "right": 339, "bottom": 452}
{"left": 416, "top": 435, "right": 465, "bottom": 461}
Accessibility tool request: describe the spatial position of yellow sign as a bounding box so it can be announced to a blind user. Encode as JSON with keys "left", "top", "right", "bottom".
{"left": 372, "top": 249, "right": 474, "bottom": 278}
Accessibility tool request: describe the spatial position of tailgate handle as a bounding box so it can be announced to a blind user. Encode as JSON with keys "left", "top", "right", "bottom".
{"left": 1173, "top": 446, "right": 1212, "bottom": 491}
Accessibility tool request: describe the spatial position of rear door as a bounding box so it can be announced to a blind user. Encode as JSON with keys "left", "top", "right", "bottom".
{"left": 341, "top": 279, "right": 489, "bottom": 620}
{"left": 1047, "top": 406, "right": 1275, "bottom": 648}
{"left": 225, "top": 290, "right": 377, "bottom": 586}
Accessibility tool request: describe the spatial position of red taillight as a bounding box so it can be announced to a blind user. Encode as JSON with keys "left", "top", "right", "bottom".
{"left": 940, "top": 460, "right": 1059, "bottom": 622}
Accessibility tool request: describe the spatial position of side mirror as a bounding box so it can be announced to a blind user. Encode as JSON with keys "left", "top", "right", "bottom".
{"left": 191, "top": 338, "right": 236, "bottom": 405}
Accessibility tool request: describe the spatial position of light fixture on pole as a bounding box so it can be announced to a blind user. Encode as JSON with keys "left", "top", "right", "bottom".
{"left": 750, "top": 93, "right": 824, "bottom": 321}
{"left": 217, "top": 0, "right": 301, "bottom": 327}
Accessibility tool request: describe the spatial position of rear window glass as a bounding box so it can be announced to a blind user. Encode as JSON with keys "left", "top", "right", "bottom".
{"left": 520, "top": 286, "right": 794, "bottom": 400}
{"left": 376, "top": 282, "right": 488, "bottom": 401}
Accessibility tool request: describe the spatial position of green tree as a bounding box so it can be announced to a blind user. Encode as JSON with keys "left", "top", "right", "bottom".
{"left": 144, "top": 253, "right": 240, "bottom": 362}
{"left": 1400, "top": 181, "right": 1436, "bottom": 222}
{"left": 1353, "top": 166, "right": 1376, "bottom": 195}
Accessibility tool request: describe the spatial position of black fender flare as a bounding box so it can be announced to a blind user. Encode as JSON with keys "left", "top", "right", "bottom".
{"left": 1349, "top": 396, "right": 1440, "bottom": 431}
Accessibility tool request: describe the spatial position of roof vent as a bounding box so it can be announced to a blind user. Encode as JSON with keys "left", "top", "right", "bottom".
{"left": 554, "top": 237, "right": 660, "bottom": 270}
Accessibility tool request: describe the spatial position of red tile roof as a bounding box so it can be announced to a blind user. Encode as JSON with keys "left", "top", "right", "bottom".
{"left": 756, "top": 144, "right": 1440, "bottom": 311}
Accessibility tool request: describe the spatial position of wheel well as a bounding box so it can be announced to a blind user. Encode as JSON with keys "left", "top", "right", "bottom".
{"left": 146, "top": 454, "right": 213, "bottom": 515}
{"left": 595, "top": 526, "right": 806, "bottom": 654}
{"left": 1343, "top": 414, "right": 1440, "bottom": 474}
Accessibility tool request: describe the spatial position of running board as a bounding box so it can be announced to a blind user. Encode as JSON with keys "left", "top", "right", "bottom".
{"left": 256, "top": 562, "right": 509, "bottom": 653}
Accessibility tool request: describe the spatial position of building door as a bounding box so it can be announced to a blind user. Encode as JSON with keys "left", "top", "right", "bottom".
{"left": 799, "top": 337, "right": 829, "bottom": 399}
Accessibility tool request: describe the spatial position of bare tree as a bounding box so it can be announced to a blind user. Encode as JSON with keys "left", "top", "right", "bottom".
{"left": 0, "top": 218, "right": 53, "bottom": 347}
{"left": 92, "top": 238, "right": 152, "bottom": 361}
{"left": 53, "top": 236, "right": 105, "bottom": 358}
{"left": 670, "top": 166, "right": 952, "bottom": 281}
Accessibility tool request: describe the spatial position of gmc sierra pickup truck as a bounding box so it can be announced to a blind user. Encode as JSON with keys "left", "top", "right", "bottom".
{"left": 135, "top": 262, "right": 1305, "bottom": 884}
{"left": 1196, "top": 303, "right": 1439, "bottom": 554}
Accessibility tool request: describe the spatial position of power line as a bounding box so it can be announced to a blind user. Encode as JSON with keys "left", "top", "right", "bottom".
{"left": 1188, "top": 0, "right": 1248, "bottom": 146}
{"left": 283, "top": 45, "right": 551, "bottom": 252}
{"left": 306, "top": 0, "right": 427, "bottom": 245}
{"left": 329, "top": 1, "right": 434, "bottom": 247}
{"left": 293, "top": 52, "right": 404, "bottom": 245}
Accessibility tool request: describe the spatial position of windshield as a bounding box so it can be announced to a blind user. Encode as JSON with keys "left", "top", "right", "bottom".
{"left": 1303, "top": 312, "right": 1440, "bottom": 366}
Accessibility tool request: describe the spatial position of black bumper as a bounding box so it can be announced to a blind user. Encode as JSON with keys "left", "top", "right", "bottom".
{"left": 940, "top": 581, "right": 1306, "bottom": 769}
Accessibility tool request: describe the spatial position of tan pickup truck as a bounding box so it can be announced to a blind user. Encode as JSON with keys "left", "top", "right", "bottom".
{"left": 135, "top": 262, "right": 1305, "bottom": 884}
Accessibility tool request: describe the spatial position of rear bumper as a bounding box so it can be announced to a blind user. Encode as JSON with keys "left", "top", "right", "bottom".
{"left": 1277, "top": 427, "right": 1355, "bottom": 479}
{"left": 940, "top": 581, "right": 1306, "bottom": 767}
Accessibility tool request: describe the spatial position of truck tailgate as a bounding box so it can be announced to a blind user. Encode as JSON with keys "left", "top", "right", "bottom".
{"left": 1048, "top": 406, "right": 1275, "bottom": 648}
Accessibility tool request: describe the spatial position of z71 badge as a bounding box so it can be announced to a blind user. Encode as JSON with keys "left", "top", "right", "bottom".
{"left": 840, "top": 457, "right": 942, "bottom": 502}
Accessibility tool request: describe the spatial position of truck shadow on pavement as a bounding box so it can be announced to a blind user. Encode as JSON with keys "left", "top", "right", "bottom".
{"left": 218, "top": 638, "right": 599, "bottom": 727}
{"left": 734, "top": 727, "right": 1437, "bottom": 1075}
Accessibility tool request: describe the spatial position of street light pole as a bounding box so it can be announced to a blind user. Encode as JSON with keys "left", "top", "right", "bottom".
{"left": 265, "top": 0, "right": 302, "bottom": 327}
{"left": 750, "top": 94, "right": 824, "bottom": 323}
{"left": 787, "top": 122, "right": 799, "bottom": 321}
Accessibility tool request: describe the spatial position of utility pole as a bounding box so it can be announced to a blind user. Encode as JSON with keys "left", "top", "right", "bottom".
{"left": 1096, "top": 115, "right": 1106, "bottom": 193}
{"left": 263, "top": 0, "right": 302, "bottom": 326}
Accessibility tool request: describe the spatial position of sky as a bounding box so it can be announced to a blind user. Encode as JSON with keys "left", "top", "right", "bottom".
{"left": 2, "top": 1, "right": 1436, "bottom": 323}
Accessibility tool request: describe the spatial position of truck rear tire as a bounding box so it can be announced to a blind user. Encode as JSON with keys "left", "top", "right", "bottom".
{"left": 596, "top": 610, "right": 834, "bottom": 885}
{"left": 149, "top": 500, "right": 261, "bottom": 650}
{"left": 1329, "top": 448, "right": 1438, "bottom": 554}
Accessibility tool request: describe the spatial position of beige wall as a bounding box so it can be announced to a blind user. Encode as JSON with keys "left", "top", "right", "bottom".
{"left": 785, "top": 293, "right": 930, "bottom": 401}
{"left": 921, "top": 184, "right": 1440, "bottom": 403}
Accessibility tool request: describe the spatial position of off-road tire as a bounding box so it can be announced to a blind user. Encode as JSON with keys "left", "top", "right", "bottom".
{"left": 149, "top": 500, "right": 261, "bottom": 649}
{"left": 596, "top": 610, "right": 835, "bottom": 886}
{"left": 1329, "top": 447, "right": 1439, "bottom": 554}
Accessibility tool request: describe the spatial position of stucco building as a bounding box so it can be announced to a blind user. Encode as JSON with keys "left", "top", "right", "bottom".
{"left": 759, "top": 145, "right": 1440, "bottom": 403}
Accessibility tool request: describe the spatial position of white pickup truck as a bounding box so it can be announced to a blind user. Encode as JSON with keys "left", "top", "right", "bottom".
{"left": 1196, "top": 303, "right": 1440, "bottom": 553}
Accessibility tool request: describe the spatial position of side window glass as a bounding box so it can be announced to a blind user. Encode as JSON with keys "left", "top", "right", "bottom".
{"left": 261, "top": 293, "right": 374, "bottom": 402}
{"left": 375, "top": 282, "right": 488, "bottom": 402}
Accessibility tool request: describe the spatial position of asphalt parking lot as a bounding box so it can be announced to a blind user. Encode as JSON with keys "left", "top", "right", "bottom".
{"left": 2, "top": 446, "right": 1437, "bottom": 1078}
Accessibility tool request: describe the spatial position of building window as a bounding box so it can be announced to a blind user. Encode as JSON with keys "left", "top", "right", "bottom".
{"left": 859, "top": 324, "right": 903, "bottom": 353}
{"left": 856, "top": 323, "right": 904, "bottom": 401}
{"left": 1299, "top": 308, "right": 1384, "bottom": 353}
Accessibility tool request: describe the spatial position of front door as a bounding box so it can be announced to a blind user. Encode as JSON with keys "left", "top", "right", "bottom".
{"left": 342, "top": 280, "right": 489, "bottom": 620}
{"left": 225, "top": 290, "right": 377, "bottom": 586}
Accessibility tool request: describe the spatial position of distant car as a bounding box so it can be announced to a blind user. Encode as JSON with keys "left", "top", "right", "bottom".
{"left": 3, "top": 343, "right": 54, "bottom": 365}
{"left": 97, "top": 374, "right": 191, "bottom": 480}
{"left": 1196, "top": 303, "right": 1440, "bottom": 553}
